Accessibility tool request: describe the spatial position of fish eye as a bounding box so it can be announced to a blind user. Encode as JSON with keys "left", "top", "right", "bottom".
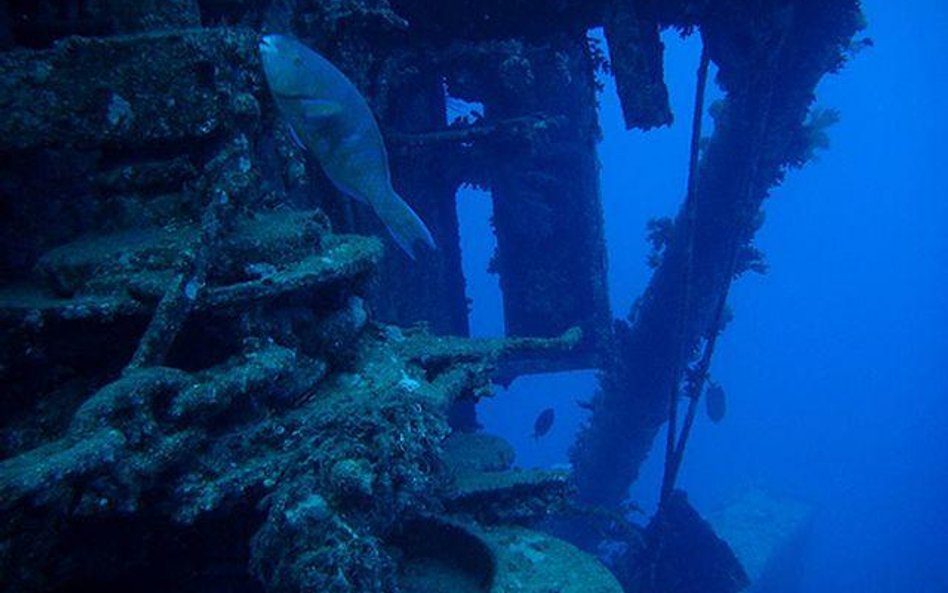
{"left": 293, "top": 56, "right": 303, "bottom": 66}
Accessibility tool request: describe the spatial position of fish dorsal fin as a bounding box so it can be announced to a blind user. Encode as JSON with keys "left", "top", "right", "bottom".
{"left": 301, "top": 99, "right": 344, "bottom": 121}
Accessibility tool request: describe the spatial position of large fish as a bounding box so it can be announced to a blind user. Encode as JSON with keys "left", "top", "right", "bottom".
{"left": 259, "top": 34, "right": 436, "bottom": 258}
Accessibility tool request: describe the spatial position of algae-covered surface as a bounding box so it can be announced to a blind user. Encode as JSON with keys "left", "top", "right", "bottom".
{"left": 0, "top": 187, "right": 598, "bottom": 592}
{"left": 390, "top": 517, "right": 623, "bottom": 593}
{"left": 484, "top": 525, "right": 623, "bottom": 593}
{"left": 0, "top": 1, "right": 871, "bottom": 592}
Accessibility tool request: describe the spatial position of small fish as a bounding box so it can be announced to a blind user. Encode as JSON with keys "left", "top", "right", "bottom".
{"left": 259, "top": 34, "right": 436, "bottom": 259}
{"left": 704, "top": 382, "right": 726, "bottom": 424}
{"left": 532, "top": 408, "right": 555, "bottom": 440}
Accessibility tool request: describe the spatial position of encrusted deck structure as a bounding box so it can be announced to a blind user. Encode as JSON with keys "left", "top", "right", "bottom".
{"left": 0, "top": 1, "right": 864, "bottom": 592}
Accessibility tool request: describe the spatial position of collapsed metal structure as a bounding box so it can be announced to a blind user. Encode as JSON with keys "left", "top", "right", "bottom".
{"left": 0, "top": 1, "right": 863, "bottom": 592}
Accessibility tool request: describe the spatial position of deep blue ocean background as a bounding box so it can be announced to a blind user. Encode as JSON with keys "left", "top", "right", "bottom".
{"left": 459, "top": 0, "right": 947, "bottom": 591}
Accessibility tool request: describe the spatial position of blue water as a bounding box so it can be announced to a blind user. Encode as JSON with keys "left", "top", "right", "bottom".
{"left": 465, "top": 1, "right": 948, "bottom": 591}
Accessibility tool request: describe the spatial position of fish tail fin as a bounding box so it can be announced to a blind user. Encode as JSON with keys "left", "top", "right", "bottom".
{"left": 383, "top": 191, "right": 436, "bottom": 259}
